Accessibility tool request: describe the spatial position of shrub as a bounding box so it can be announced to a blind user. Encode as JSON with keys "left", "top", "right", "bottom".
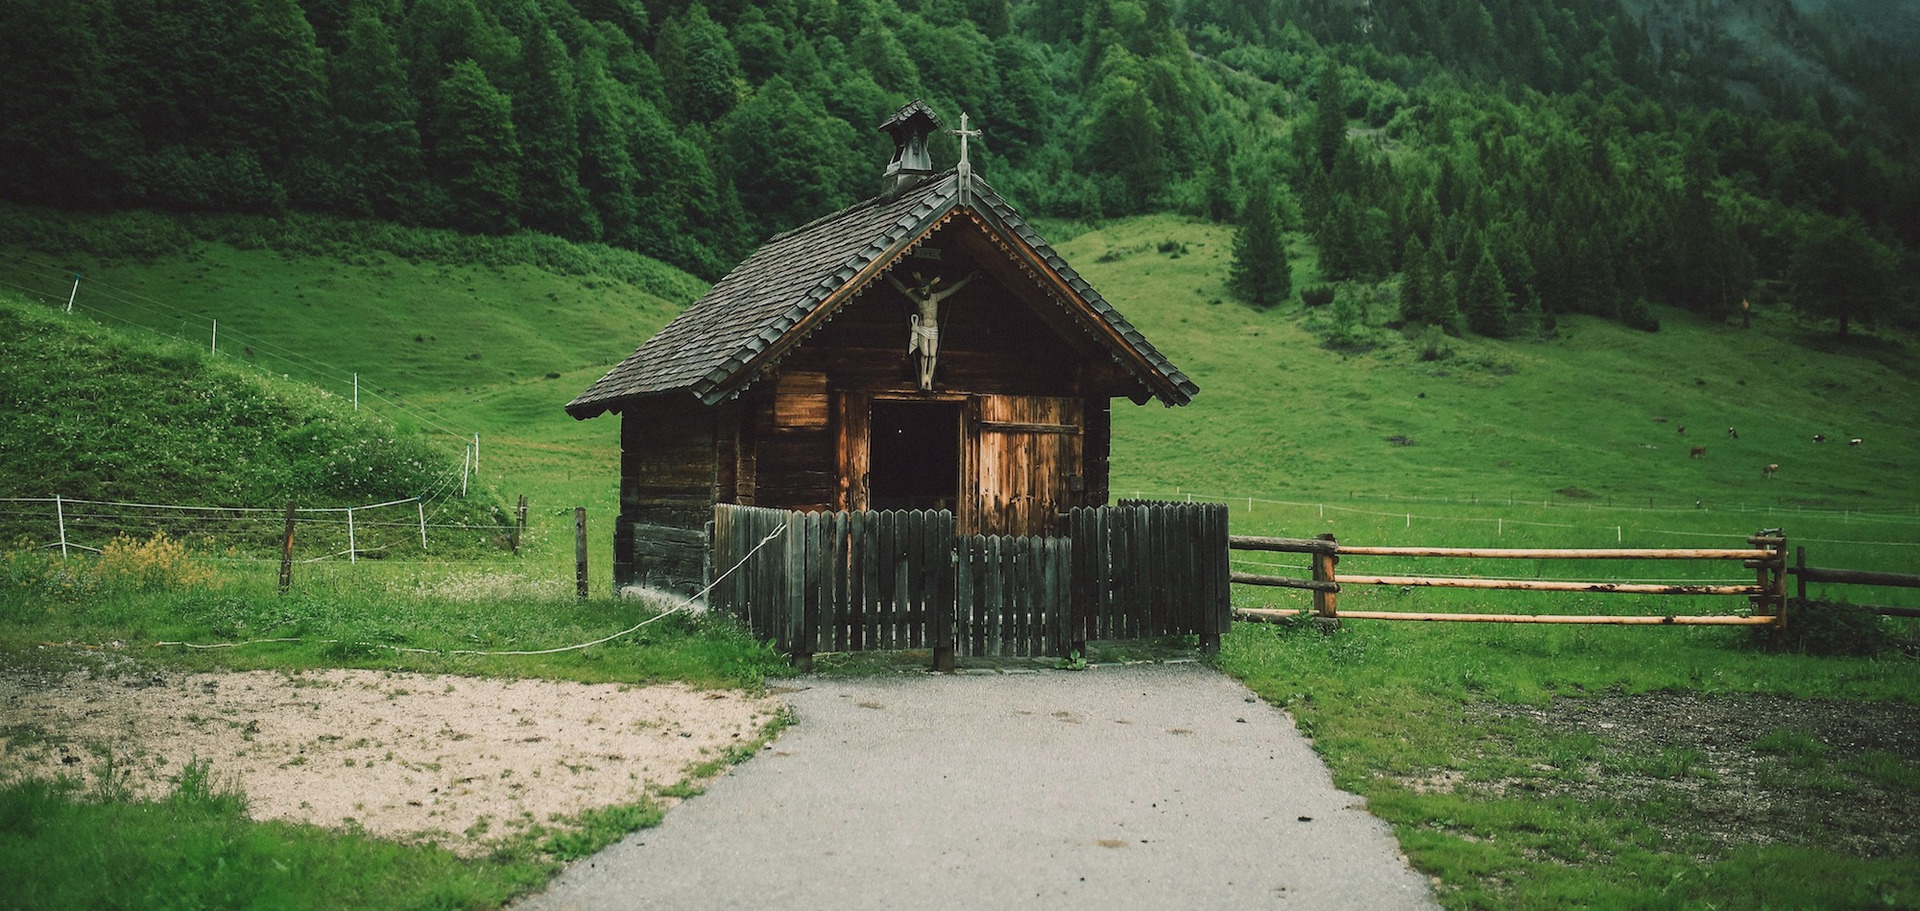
{"left": 1301, "top": 285, "right": 1336, "bottom": 307}
{"left": 1412, "top": 325, "right": 1454, "bottom": 362}
{"left": 92, "top": 531, "right": 217, "bottom": 592}
{"left": 0, "top": 540, "right": 92, "bottom": 603}
{"left": 1749, "top": 602, "right": 1892, "bottom": 657}
{"left": 1623, "top": 297, "right": 1661, "bottom": 332}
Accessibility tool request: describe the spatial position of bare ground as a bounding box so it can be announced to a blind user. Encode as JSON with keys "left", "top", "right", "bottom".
{"left": 1459, "top": 693, "right": 1920, "bottom": 858}
{"left": 0, "top": 665, "right": 783, "bottom": 855}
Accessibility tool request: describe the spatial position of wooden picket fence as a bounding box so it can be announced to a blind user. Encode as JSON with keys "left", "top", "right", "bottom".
{"left": 709, "top": 501, "right": 1229, "bottom": 667}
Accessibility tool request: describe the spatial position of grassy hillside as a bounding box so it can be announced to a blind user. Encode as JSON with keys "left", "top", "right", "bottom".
{"left": 5, "top": 206, "right": 1916, "bottom": 580}
{"left": 1057, "top": 214, "right": 1920, "bottom": 510}
{"left": 3, "top": 208, "right": 1915, "bottom": 910}
{"left": 0, "top": 295, "right": 507, "bottom": 557}
{"left": 0, "top": 206, "right": 704, "bottom": 575}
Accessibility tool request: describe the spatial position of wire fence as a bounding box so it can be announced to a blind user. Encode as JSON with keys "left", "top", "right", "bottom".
{"left": 0, "top": 251, "right": 488, "bottom": 476}
{"left": 1122, "top": 487, "right": 1920, "bottom": 549}
{"left": 1, "top": 495, "right": 511, "bottom": 566}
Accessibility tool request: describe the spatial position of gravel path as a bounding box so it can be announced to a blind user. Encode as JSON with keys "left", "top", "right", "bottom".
{"left": 515, "top": 663, "right": 1436, "bottom": 910}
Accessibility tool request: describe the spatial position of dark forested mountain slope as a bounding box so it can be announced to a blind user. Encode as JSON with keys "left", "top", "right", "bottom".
{"left": 1, "top": 0, "right": 1912, "bottom": 337}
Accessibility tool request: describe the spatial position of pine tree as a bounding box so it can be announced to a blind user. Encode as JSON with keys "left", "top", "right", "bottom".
{"left": 1311, "top": 61, "right": 1345, "bottom": 173}
{"left": 1230, "top": 179, "right": 1291, "bottom": 308}
{"left": 428, "top": 59, "right": 521, "bottom": 234}
{"left": 1463, "top": 247, "right": 1512, "bottom": 338}
{"left": 1790, "top": 215, "right": 1896, "bottom": 340}
{"left": 658, "top": 4, "right": 741, "bottom": 124}
{"left": 329, "top": 2, "right": 421, "bottom": 217}
{"left": 1399, "top": 235, "right": 1430, "bottom": 324}
{"left": 514, "top": 26, "right": 595, "bottom": 239}
{"left": 1422, "top": 241, "right": 1463, "bottom": 334}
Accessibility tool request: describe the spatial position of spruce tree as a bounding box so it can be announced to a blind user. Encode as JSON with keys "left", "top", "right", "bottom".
{"left": 329, "top": 2, "right": 421, "bottom": 218}
{"left": 1230, "top": 179, "right": 1291, "bottom": 308}
{"left": 1463, "top": 248, "right": 1512, "bottom": 338}
{"left": 514, "top": 26, "right": 596, "bottom": 239}
{"left": 428, "top": 59, "right": 521, "bottom": 234}
{"left": 1311, "top": 61, "right": 1345, "bottom": 173}
{"left": 1422, "top": 241, "right": 1463, "bottom": 334}
{"left": 1399, "top": 235, "right": 1430, "bottom": 324}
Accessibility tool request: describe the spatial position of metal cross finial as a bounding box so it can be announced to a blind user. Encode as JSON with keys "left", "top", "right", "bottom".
{"left": 950, "top": 112, "right": 981, "bottom": 178}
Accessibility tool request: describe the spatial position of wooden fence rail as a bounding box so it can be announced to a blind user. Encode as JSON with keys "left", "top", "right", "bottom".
{"left": 1792, "top": 547, "right": 1920, "bottom": 618}
{"left": 1231, "top": 531, "right": 1789, "bottom": 627}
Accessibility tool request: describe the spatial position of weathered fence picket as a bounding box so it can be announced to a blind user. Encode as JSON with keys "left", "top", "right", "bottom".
{"left": 712, "top": 502, "right": 1226, "bottom": 665}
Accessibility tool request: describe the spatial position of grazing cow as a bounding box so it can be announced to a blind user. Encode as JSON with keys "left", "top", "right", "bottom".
{"left": 1813, "top": 434, "right": 1827, "bottom": 443}
{"left": 1689, "top": 446, "right": 1708, "bottom": 459}
{"left": 1728, "top": 426, "right": 1739, "bottom": 439}
{"left": 1764, "top": 463, "right": 1779, "bottom": 478}
{"left": 1850, "top": 438, "right": 1863, "bottom": 447}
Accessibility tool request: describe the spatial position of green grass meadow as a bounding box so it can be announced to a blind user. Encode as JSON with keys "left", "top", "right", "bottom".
{"left": 3, "top": 207, "right": 1917, "bottom": 908}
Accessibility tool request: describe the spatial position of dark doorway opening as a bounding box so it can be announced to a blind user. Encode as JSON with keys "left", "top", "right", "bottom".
{"left": 869, "top": 401, "right": 960, "bottom": 511}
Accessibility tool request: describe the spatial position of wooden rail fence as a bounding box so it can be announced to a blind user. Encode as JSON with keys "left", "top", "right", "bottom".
{"left": 1231, "top": 531, "right": 1789, "bottom": 626}
{"left": 1792, "top": 548, "right": 1920, "bottom": 618}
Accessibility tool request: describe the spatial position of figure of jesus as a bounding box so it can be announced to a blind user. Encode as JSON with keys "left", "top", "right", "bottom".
{"left": 887, "top": 269, "right": 978, "bottom": 390}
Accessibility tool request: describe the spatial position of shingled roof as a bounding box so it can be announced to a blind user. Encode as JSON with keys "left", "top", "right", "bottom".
{"left": 566, "top": 167, "right": 1198, "bottom": 419}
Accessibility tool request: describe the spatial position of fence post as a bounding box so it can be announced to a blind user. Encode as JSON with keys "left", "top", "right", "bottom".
{"left": 785, "top": 512, "right": 812, "bottom": 671}
{"left": 417, "top": 498, "right": 428, "bottom": 550}
{"left": 1750, "top": 529, "right": 1786, "bottom": 630}
{"left": 511, "top": 494, "right": 528, "bottom": 555}
{"left": 1311, "top": 533, "right": 1339, "bottom": 626}
{"left": 278, "top": 501, "right": 296, "bottom": 594}
{"left": 933, "top": 521, "right": 957, "bottom": 673}
{"left": 1795, "top": 546, "right": 1807, "bottom": 604}
{"left": 575, "top": 507, "right": 589, "bottom": 600}
{"left": 54, "top": 495, "right": 68, "bottom": 559}
{"left": 346, "top": 507, "right": 357, "bottom": 565}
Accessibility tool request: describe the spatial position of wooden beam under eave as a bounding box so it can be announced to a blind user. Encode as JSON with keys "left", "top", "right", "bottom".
{"left": 959, "top": 207, "right": 1189, "bottom": 406}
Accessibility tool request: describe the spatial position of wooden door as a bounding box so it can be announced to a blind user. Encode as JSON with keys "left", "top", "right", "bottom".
{"left": 971, "top": 395, "right": 1083, "bottom": 536}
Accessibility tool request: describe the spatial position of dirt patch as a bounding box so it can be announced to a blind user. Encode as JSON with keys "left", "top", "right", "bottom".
{"left": 1462, "top": 693, "right": 1920, "bottom": 858}
{"left": 0, "top": 667, "right": 783, "bottom": 854}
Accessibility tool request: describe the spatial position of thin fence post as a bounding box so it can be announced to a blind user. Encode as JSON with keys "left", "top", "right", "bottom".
{"left": 55, "top": 495, "right": 68, "bottom": 559}
{"left": 512, "top": 494, "right": 528, "bottom": 555}
{"left": 65, "top": 272, "right": 80, "bottom": 313}
{"left": 353, "top": 372, "right": 358, "bottom": 411}
{"left": 211, "top": 318, "right": 216, "bottom": 354}
{"left": 417, "top": 497, "right": 428, "bottom": 550}
{"left": 474, "top": 433, "right": 480, "bottom": 472}
{"left": 461, "top": 445, "right": 471, "bottom": 497}
{"left": 279, "top": 501, "right": 297, "bottom": 593}
{"left": 575, "top": 507, "right": 589, "bottom": 600}
{"left": 346, "top": 507, "right": 357, "bottom": 564}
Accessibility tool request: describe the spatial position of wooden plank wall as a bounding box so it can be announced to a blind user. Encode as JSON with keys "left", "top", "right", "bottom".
{"left": 619, "top": 406, "right": 717, "bottom": 593}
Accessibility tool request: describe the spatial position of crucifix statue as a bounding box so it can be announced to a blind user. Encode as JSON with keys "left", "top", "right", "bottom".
{"left": 887, "top": 269, "right": 978, "bottom": 391}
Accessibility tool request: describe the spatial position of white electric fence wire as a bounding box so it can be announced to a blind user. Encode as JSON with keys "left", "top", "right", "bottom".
{"left": 1, "top": 253, "right": 481, "bottom": 450}
{"left": 152, "top": 523, "right": 789, "bottom": 656}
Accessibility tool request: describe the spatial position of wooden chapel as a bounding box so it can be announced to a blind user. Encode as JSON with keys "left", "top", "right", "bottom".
{"left": 567, "top": 101, "right": 1197, "bottom": 594}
